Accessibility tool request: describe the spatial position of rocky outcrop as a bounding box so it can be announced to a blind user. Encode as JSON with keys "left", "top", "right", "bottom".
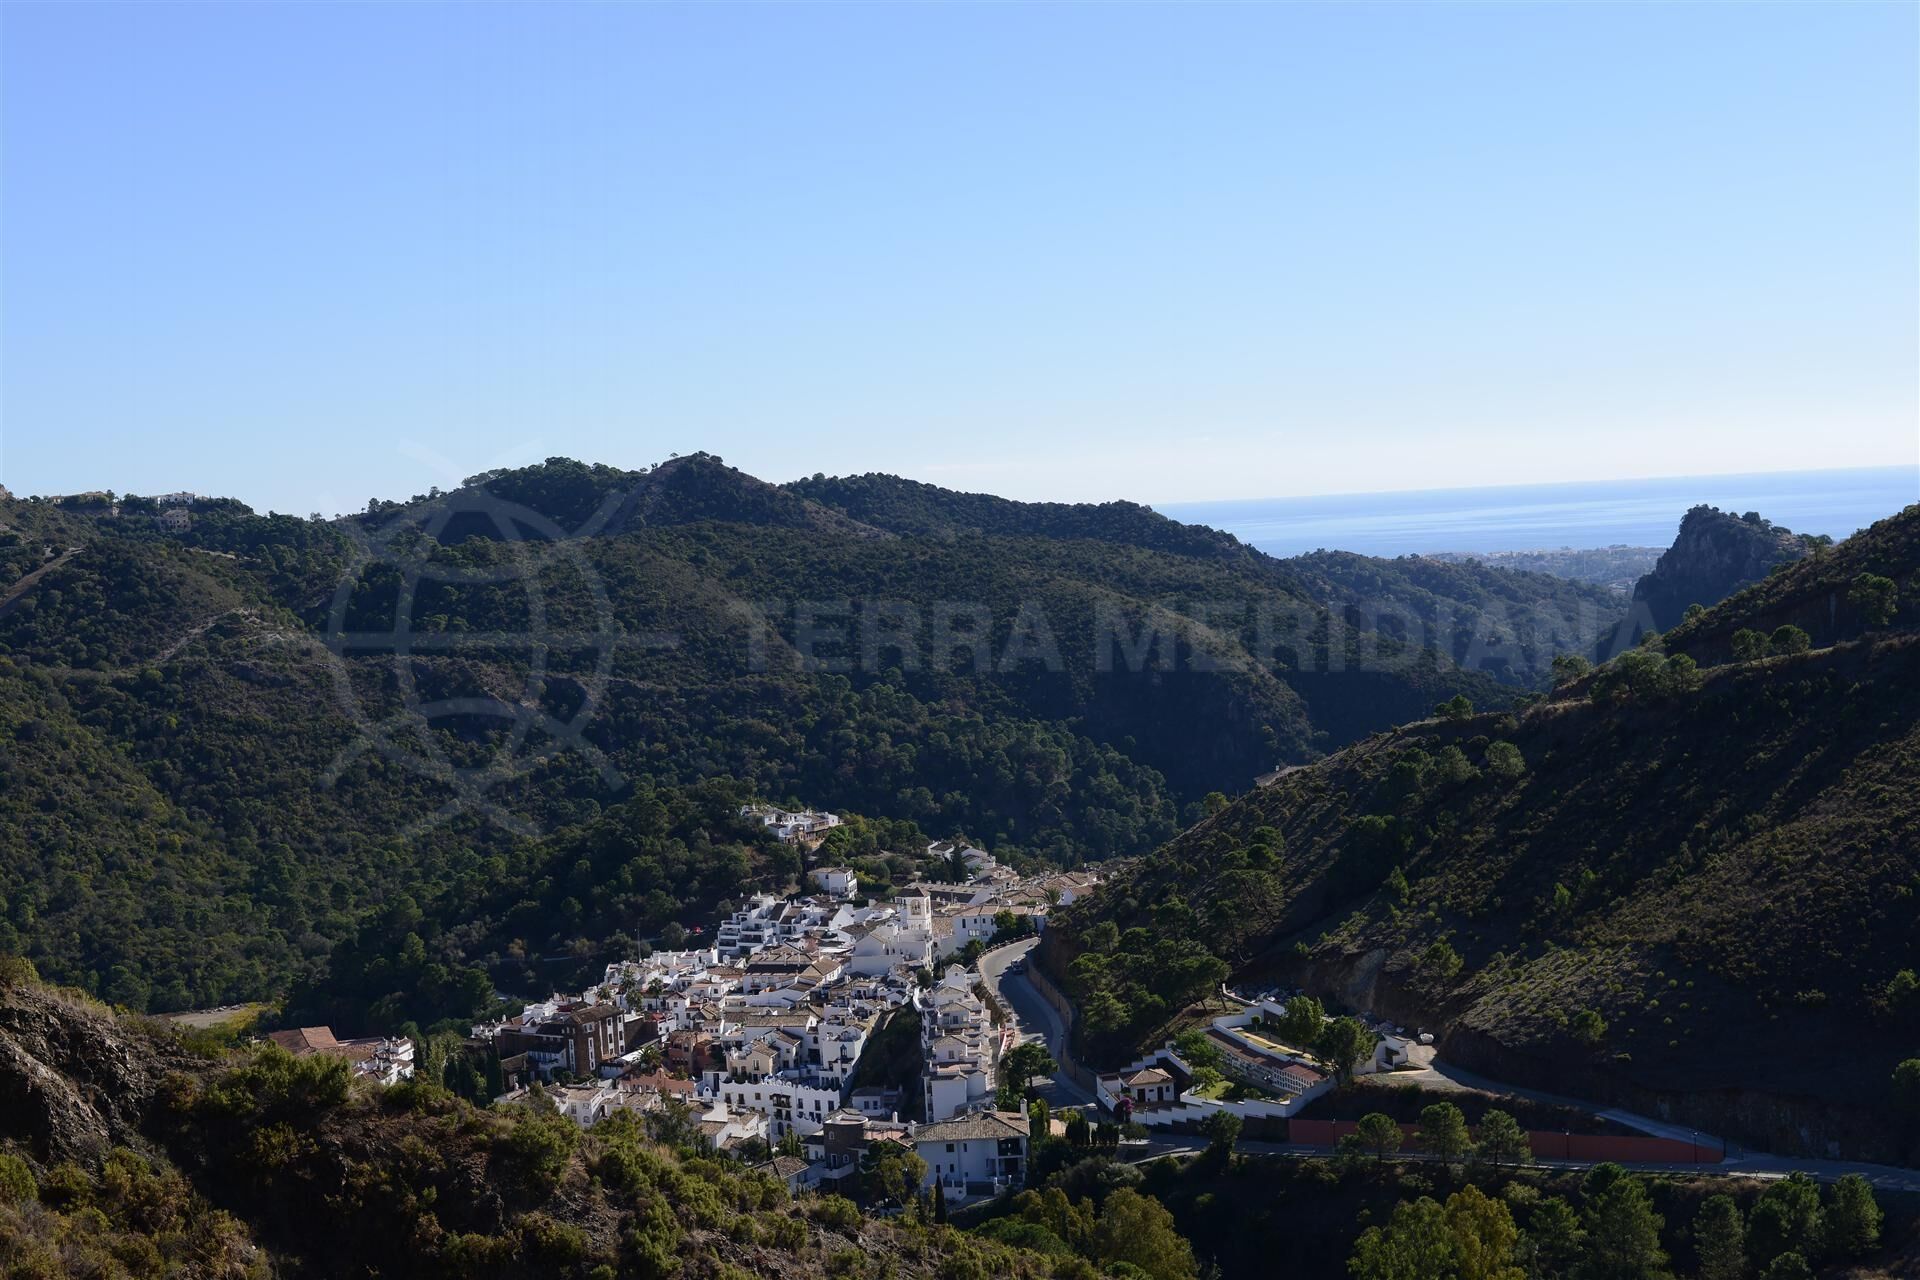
{"left": 1622, "top": 505, "right": 1813, "bottom": 639}
{"left": 0, "top": 980, "right": 196, "bottom": 1163}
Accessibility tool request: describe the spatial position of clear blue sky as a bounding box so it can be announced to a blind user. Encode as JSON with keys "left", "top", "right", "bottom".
{"left": 3, "top": 2, "right": 1915, "bottom": 516}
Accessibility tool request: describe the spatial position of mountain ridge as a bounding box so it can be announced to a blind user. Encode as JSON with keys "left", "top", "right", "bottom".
{"left": 0, "top": 457, "right": 1499, "bottom": 1017}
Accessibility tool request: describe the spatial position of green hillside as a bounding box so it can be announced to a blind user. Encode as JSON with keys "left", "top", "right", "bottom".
{"left": 787, "top": 471, "right": 1261, "bottom": 564}
{"left": 0, "top": 457, "right": 1499, "bottom": 1019}
{"left": 1282, "top": 549, "right": 1628, "bottom": 687}
{"left": 1663, "top": 503, "right": 1920, "bottom": 663}
{"left": 793, "top": 471, "right": 1636, "bottom": 688}
{"left": 1042, "top": 506, "right": 1920, "bottom": 1164}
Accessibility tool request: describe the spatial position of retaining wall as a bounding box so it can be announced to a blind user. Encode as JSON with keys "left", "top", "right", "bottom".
{"left": 1287, "top": 1118, "right": 1724, "bottom": 1164}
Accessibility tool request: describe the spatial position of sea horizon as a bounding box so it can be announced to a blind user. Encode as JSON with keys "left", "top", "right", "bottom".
{"left": 1155, "top": 464, "right": 1920, "bottom": 559}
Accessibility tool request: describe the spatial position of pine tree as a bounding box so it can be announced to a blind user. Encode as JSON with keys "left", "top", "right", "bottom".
{"left": 1692, "top": 1194, "right": 1746, "bottom": 1280}
{"left": 1823, "top": 1174, "right": 1882, "bottom": 1259}
{"left": 1759, "top": 1254, "right": 1810, "bottom": 1280}
{"left": 1746, "top": 1173, "right": 1823, "bottom": 1269}
{"left": 1578, "top": 1177, "right": 1670, "bottom": 1280}
{"left": 1476, "top": 1110, "right": 1531, "bottom": 1168}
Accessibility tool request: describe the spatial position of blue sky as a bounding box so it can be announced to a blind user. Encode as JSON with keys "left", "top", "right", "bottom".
{"left": 2, "top": 2, "right": 1915, "bottom": 515}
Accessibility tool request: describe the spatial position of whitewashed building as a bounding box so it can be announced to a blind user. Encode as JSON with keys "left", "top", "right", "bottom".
{"left": 810, "top": 866, "right": 859, "bottom": 897}
{"left": 916, "top": 965, "right": 997, "bottom": 1121}
{"left": 913, "top": 1110, "right": 1029, "bottom": 1204}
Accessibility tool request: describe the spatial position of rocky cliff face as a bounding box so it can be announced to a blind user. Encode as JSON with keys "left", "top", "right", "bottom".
{"left": 0, "top": 979, "right": 195, "bottom": 1164}
{"left": 1626, "top": 505, "right": 1813, "bottom": 637}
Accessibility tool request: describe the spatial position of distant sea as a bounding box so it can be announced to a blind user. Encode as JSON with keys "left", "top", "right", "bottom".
{"left": 1156, "top": 465, "right": 1920, "bottom": 559}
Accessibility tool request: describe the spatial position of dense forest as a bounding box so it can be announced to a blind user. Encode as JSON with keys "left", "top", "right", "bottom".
{"left": 1042, "top": 505, "right": 1920, "bottom": 1163}
{"left": 794, "top": 471, "right": 1640, "bottom": 688}
{"left": 0, "top": 455, "right": 1516, "bottom": 1018}
{"left": 1281, "top": 549, "right": 1628, "bottom": 687}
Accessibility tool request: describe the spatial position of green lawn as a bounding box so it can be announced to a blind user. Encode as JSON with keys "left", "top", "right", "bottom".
{"left": 1193, "top": 1075, "right": 1277, "bottom": 1103}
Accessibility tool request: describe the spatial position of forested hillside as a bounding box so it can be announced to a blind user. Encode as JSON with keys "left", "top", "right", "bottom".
{"left": 793, "top": 471, "right": 1637, "bottom": 688}
{"left": 0, "top": 456, "right": 1500, "bottom": 1019}
{"left": 787, "top": 471, "right": 1260, "bottom": 564}
{"left": 1281, "top": 550, "right": 1627, "bottom": 686}
{"left": 1043, "top": 506, "right": 1920, "bottom": 1163}
{"left": 1662, "top": 503, "right": 1920, "bottom": 664}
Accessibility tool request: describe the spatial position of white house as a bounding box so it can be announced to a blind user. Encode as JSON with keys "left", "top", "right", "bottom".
{"left": 740, "top": 804, "right": 842, "bottom": 842}
{"left": 845, "top": 897, "right": 934, "bottom": 977}
{"left": 547, "top": 1081, "right": 623, "bottom": 1127}
{"left": 913, "top": 1110, "right": 1029, "bottom": 1204}
{"left": 926, "top": 841, "right": 996, "bottom": 879}
{"left": 705, "top": 1074, "right": 847, "bottom": 1140}
{"left": 810, "top": 866, "right": 859, "bottom": 898}
{"left": 1116, "top": 1066, "right": 1177, "bottom": 1106}
{"left": 265, "top": 1027, "right": 415, "bottom": 1086}
{"left": 1037, "top": 870, "right": 1101, "bottom": 906}
{"left": 937, "top": 905, "right": 1000, "bottom": 957}
{"left": 917, "top": 965, "right": 997, "bottom": 1121}
{"left": 692, "top": 1099, "right": 772, "bottom": 1154}
{"left": 813, "top": 1018, "right": 873, "bottom": 1089}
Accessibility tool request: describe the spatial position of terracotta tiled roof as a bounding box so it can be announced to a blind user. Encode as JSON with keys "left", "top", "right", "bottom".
{"left": 912, "top": 1111, "right": 1030, "bottom": 1143}
{"left": 760, "top": 1155, "right": 810, "bottom": 1180}
{"left": 267, "top": 1027, "right": 339, "bottom": 1054}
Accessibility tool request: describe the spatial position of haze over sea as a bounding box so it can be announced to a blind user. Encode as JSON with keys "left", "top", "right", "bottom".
{"left": 1156, "top": 466, "right": 1920, "bottom": 560}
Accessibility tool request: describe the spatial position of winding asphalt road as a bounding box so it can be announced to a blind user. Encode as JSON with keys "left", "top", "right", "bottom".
{"left": 979, "top": 939, "right": 1094, "bottom": 1110}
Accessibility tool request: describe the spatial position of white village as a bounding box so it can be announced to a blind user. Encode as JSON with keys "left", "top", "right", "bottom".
{"left": 254, "top": 804, "right": 1117, "bottom": 1207}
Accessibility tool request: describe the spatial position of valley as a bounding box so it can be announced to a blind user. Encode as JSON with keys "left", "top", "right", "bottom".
{"left": 2, "top": 465, "right": 1916, "bottom": 1279}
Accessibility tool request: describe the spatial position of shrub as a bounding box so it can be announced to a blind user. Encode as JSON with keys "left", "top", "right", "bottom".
{"left": 1896, "top": 1058, "right": 1920, "bottom": 1120}
{"left": 495, "top": 1107, "right": 578, "bottom": 1201}
{"left": 203, "top": 1045, "right": 352, "bottom": 1120}
{"left": 1768, "top": 625, "right": 1810, "bottom": 656}
{"left": 1848, "top": 572, "right": 1898, "bottom": 625}
{"left": 1825, "top": 1174, "right": 1882, "bottom": 1258}
{"left": 0, "top": 1151, "right": 36, "bottom": 1205}
{"left": 0, "top": 953, "right": 38, "bottom": 990}
{"left": 519, "top": 1213, "right": 589, "bottom": 1266}
{"left": 809, "top": 1194, "right": 863, "bottom": 1231}
{"left": 1760, "top": 1253, "right": 1811, "bottom": 1280}
{"left": 1883, "top": 969, "right": 1918, "bottom": 1012}
{"left": 1485, "top": 741, "right": 1526, "bottom": 779}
